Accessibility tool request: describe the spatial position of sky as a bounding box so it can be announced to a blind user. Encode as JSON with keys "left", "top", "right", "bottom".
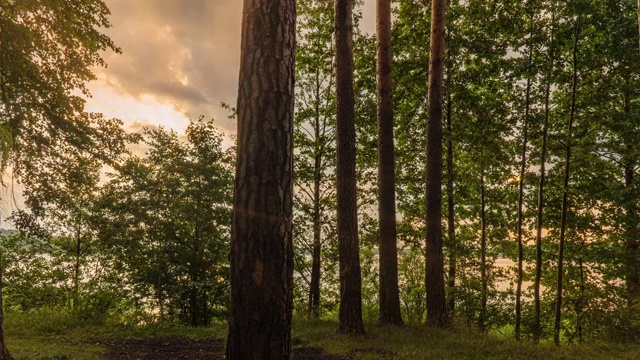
{"left": 1, "top": 1, "right": 377, "bottom": 225}
{"left": 85, "top": 0, "right": 377, "bottom": 137}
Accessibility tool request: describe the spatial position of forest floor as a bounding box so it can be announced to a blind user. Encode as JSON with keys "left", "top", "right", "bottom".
{"left": 6, "top": 311, "right": 640, "bottom": 359}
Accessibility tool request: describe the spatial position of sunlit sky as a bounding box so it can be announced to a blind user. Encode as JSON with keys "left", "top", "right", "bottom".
{"left": 86, "top": 0, "right": 377, "bottom": 136}
{"left": 1, "top": 1, "right": 377, "bottom": 224}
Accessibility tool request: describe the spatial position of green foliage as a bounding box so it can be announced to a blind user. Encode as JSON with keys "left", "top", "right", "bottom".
{"left": 97, "top": 117, "right": 234, "bottom": 326}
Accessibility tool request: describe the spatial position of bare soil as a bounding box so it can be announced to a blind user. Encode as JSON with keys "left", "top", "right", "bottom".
{"left": 103, "top": 337, "right": 350, "bottom": 359}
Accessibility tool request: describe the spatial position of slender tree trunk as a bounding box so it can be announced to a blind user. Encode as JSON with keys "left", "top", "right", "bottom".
{"left": 534, "top": 12, "right": 555, "bottom": 343}
{"left": 0, "top": 250, "right": 13, "bottom": 360}
{"left": 478, "top": 165, "right": 487, "bottom": 332}
{"left": 308, "top": 97, "right": 323, "bottom": 317}
{"left": 425, "top": 0, "right": 449, "bottom": 328}
{"left": 376, "top": 0, "right": 403, "bottom": 326}
{"left": 73, "top": 228, "right": 81, "bottom": 311}
{"left": 335, "top": 0, "right": 365, "bottom": 335}
{"left": 624, "top": 159, "right": 640, "bottom": 307}
{"left": 577, "top": 257, "right": 585, "bottom": 343}
{"left": 226, "top": 0, "right": 296, "bottom": 358}
{"left": 515, "top": 8, "right": 534, "bottom": 338}
{"left": 622, "top": 90, "right": 640, "bottom": 309}
{"left": 191, "top": 206, "right": 201, "bottom": 327}
{"left": 554, "top": 13, "right": 580, "bottom": 346}
{"left": 446, "top": 95, "right": 456, "bottom": 316}
{"left": 637, "top": 0, "right": 640, "bottom": 51}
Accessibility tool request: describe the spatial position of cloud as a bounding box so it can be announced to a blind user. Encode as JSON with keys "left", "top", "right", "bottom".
{"left": 90, "top": 1, "right": 376, "bottom": 136}
{"left": 92, "top": 0, "right": 242, "bottom": 134}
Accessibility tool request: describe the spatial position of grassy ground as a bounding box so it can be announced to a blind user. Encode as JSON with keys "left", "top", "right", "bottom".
{"left": 5, "top": 311, "right": 640, "bottom": 359}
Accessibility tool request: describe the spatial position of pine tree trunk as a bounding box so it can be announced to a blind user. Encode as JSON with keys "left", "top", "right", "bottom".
{"left": 425, "top": 0, "right": 449, "bottom": 328}
{"left": 534, "top": 12, "right": 555, "bottom": 343}
{"left": 335, "top": 0, "right": 365, "bottom": 335}
{"left": 446, "top": 95, "right": 456, "bottom": 316}
{"left": 554, "top": 13, "right": 580, "bottom": 346}
{"left": 376, "top": 0, "right": 403, "bottom": 326}
{"left": 226, "top": 0, "right": 296, "bottom": 358}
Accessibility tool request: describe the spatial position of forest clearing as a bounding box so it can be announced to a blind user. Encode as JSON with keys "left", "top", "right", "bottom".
{"left": 1, "top": 0, "right": 639, "bottom": 359}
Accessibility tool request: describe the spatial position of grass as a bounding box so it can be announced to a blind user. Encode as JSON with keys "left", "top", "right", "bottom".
{"left": 4, "top": 311, "right": 640, "bottom": 359}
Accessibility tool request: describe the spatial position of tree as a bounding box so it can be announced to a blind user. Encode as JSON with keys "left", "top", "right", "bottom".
{"left": 335, "top": 0, "right": 365, "bottom": 335}
{"left": 425, "top": 0, "right": 449, "bottom": 328}
{"left": 293, "top": 0, "right": 337, "bottom": 318}
{"left": 0, "top": 2, "right": 122, "bottom": 358}
{"left": 226, "top": 0, "right": 296, "bottom": 358}
{"left": 554, "top": 11, "right": 581, "bottom": 345}
{"left": 376, "top": 0, "right": 403, "bottom": 326}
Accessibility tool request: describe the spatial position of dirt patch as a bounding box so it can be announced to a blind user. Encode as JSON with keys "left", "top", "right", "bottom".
{"left": 103, "top": 337, "right": 225, "bottom": 359}
{"left": 103, "top": 337, "right": 349, "bottom": 359}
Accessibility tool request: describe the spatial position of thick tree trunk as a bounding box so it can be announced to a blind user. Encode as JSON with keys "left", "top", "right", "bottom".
{"left": 534, "top": 12, "right": 555, "bottom": 343}
{"left": 554, "top": 14, "right": 580, "bottom": 346}
{"left": 478, "top": 166, "right": 487, "bottom": 332}
{"left": 446, "top": 95, "right": 456, "bottom": 316}
{"left": 226, "top": 1, "right": 296, "bottom": 358}
{"left": 515, "top": 11, "right": 533, "bottom": 337}
{"left": 376, "top": 0, "right": 403, "bottom": 326}
{"left": 335, "top": 0, "right": 365, "bottom": 335}
{"left": 425, "top": 0, "right": 449, "bottom": 328}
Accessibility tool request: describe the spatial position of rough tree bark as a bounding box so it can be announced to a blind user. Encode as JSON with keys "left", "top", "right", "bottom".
{"left": 554, "top": 13, "right": 581, "bottom": 346}
{"left": 376, "top": 0, "right": 403, "bottom": 326}
{"left": 226, "top": 0, "right": 296, "bottom": 358}
{"left": 335, "top": 0, "right": 365, "bottom": 335}
{"left": 425, "top": 0, "right": 449, "bottom": 328}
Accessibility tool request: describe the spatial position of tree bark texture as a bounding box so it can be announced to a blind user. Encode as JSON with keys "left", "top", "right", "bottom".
{"left": 376, "top": 0, "right": 403, "bottom": 326}
{"left": 554, "top": 13, "right": 580, "bottom": 346}
{"left": 425, "top": 0, "right": 449, "bottom": 328}
{"left": 226, "top": 1, "right": 296, "bottom": 358}
{"left": 335, "top": 0, "right": 365, "bottom": 335}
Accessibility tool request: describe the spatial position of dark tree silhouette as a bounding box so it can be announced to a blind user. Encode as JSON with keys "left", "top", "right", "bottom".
{"left": 376, "top": 0, "right": 403, "bottom": 326}
{"left": 226, "top": 0, "right": 296, "bottom": 358}
{"left": 425, "top": 0, "right": 449, "bottom": 328}
{"left": 335, "top": 0, "right": 365, "bottom": 335}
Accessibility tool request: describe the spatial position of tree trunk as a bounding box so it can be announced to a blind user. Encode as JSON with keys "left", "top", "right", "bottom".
{"left": 376, "top": 0, "right": 403, "bottom": 326}
{"left": 637, "top": 0, "right": 640, "bottom": 51}
{"left": 0, "top": 250, "right": 13, "bottom": 360}
{"left": 308, "top": 148, "right": 322, "bottom": 318}
{"left": 622, "top": 90, "right": 640, "bottom": 310}
{"left": 73, "top": 227, "right": 82, "bottom": 311}
{"left": 446, "top": 95, "right": 456, "bottom": 316}
{"left": 515, "top": 7, "right": 533, "bottom": 338}
{"left": 554, "top": 13, "right": 580, "bottom": 346}
{"left": 534, "top": 11, "right": 555, "bottom": 343}
{"left": 478, "top": 165, "right": 487, "bottom": 332}
{"left": 226, "top": 0, "right": 296, "bottom": 358}
{"left": 425, "top": 0, "right": 449, "bottom": 328}
{"left": 335, "top": 0, "right": 365, "bottom": 335}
